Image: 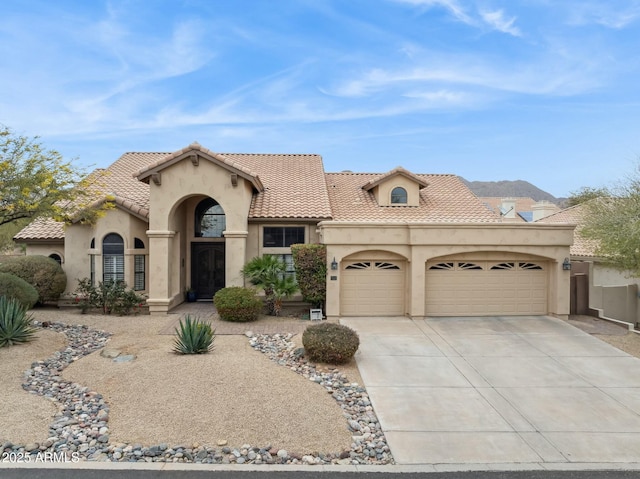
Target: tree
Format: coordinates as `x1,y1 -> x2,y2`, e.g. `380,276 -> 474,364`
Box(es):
0,125 -> 100,228
241,255 -> 297,316
580,164 -> 640,276
566,186 -> 610,207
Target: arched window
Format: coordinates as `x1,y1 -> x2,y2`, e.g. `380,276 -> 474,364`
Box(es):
49,253 -> 62,265
195,198 -> 226,238
391,187 -> 408,204
103,233 -> 124,283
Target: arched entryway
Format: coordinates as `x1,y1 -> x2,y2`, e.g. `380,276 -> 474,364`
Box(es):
191,198 -> 226,300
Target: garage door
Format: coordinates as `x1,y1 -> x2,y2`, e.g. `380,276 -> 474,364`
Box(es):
341,261 -> 405,316
425,260 -> 547,316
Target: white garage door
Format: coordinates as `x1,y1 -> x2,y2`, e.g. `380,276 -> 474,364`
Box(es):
425,260 -> 547,316
341,261 -> 405,316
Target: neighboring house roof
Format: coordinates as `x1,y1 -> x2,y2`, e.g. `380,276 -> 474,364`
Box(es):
480,196 -> 537,213
537,203 -> 597,257
518,211 -> 534,222
362,166 -> 429,191
326,173 -> 501,222
479,196 -> 536,223
479,196 -> 560,223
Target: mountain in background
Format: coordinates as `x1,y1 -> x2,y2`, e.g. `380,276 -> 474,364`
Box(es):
461,179 -> 566,205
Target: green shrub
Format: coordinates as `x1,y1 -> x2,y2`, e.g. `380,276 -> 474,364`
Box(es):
0,296 -> 37,347
0,272 -> 39,309
291,244 -> 326,309
0,255 -> 66,304
74,278 -> 146,315
213,287 -> 263,322
173,315 -> 215,354
302,322 -> 360,364
241,255 -> 297,316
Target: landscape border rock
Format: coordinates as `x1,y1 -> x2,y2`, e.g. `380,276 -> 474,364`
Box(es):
3,322 -> 393,465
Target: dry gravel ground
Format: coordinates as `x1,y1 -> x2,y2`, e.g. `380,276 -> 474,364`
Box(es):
3,310 -> 640,455
0,328 -> 66,444
1,309 -> 355,455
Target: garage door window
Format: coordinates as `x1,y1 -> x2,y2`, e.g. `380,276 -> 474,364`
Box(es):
345,261 -> 400,270
491,262 -> 515,270
520,262 -> 543,270
428,262 -> 483,270
428,261 -> 544,272
429,262 -> 454,270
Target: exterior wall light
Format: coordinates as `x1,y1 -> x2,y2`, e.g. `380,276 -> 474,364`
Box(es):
331,257 -> 338,270
562,257 -> 571,271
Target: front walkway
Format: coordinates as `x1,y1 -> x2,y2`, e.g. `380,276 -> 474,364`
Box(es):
342,315 -> 640,467
161,302 -> 311,335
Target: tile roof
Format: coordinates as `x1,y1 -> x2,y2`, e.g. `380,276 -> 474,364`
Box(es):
536,204 -> 597,257
14,217 -> 65,241
135,143 -> 265,192
15,147 -> 333,240
325,173 -> 502,222
18,145 -> 529,241
225,153 -> 332,219
128,150 -> 333,219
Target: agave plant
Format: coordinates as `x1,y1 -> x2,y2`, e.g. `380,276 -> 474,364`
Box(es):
0,296 -> 37,348
173,315 -> 215,354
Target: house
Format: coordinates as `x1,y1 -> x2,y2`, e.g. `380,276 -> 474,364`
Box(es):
480,197 -> 560,222
15,143 -> 575,318
538,203 -> 639,325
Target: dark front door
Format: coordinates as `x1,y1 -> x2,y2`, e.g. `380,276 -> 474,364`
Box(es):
191,243 -> 225,300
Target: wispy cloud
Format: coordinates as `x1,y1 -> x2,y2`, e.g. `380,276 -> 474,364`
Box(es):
480,9 -> 521,36
322,47 -> 601,101
395,0 -> 474,24
566,1 -> 640,29
392,0 -> 521,36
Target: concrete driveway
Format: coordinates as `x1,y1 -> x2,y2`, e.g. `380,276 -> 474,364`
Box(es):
341,315 -> 640,467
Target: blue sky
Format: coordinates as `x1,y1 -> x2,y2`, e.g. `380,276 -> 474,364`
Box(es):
1,0 -> 639,198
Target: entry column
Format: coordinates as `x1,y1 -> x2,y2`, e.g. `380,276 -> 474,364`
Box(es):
223,230 -> 248,288
146,229 -> 176,314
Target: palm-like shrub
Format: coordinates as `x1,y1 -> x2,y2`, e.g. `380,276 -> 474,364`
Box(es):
271,275 -> 298,316
302,322 -> 359,364
241,255 -> 298,315
214,287 -> 262,322
0,296 -> 37,348
173,315 -> 215,354
0,272 -> 39,309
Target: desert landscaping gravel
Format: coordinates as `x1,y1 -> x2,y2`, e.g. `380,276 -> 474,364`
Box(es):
0,309 -> 390,465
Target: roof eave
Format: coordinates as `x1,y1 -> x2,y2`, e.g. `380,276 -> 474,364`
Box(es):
362,169 -> 429,191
